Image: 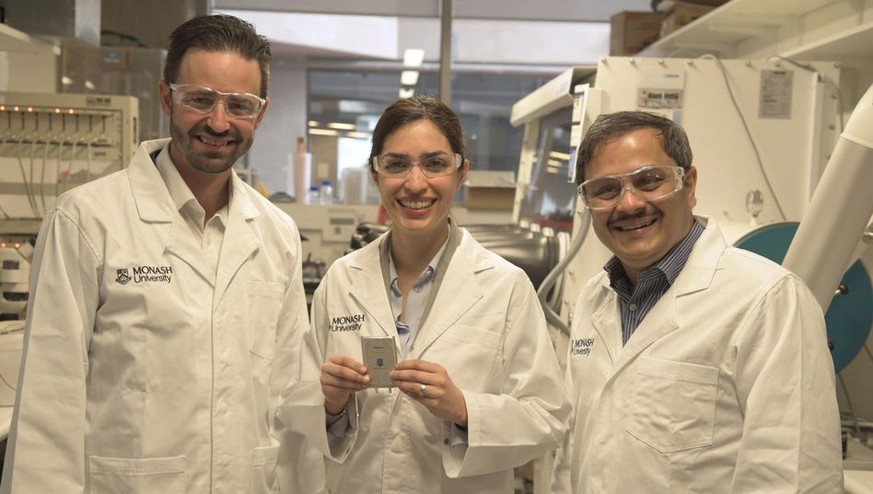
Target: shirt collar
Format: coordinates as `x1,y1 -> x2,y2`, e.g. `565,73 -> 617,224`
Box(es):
153,143 -> 231,226
388,232 -> 448,297
605,217 -> 705,289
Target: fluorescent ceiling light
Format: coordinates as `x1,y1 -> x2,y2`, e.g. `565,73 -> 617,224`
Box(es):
327,122 -> 356,130
403,48 -> 425,67
310,128 -> 339,136
399,88 -> 415,98
400,70 -> 419,86
346,131 -> 370,139
307,120 -> 320,127
549,151 -> 571,161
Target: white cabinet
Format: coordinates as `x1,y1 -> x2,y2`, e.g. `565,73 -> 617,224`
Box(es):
636,0 -> 873,114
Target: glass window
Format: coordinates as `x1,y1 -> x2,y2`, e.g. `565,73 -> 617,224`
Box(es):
515,108 -> 577,232
306,67 -> 560,204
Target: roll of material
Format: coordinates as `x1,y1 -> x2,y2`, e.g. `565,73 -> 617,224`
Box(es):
293,137 -> 312,204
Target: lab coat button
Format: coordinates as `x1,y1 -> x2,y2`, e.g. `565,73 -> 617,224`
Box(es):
443,437 -> 450,445
629,303 -> 638,311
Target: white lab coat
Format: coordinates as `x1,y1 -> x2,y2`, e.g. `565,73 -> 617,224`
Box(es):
280,226 -> 569,494
551,217 -> 843,493
1,139 -> 311,494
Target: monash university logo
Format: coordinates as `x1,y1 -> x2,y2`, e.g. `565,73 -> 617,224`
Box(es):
116,268 -> 131,285
329,313 -> 365,332
570,338 -> 596,357
116,265 -> 174,285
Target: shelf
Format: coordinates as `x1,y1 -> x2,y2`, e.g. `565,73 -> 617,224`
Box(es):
638,0 -> 873,62
0,22 -> 58,54
783,21 -> 873,61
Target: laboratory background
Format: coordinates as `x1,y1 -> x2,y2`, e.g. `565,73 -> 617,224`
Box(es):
1,0 -> 873,492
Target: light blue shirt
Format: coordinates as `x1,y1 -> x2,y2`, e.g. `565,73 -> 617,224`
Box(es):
387,240 -> 447,358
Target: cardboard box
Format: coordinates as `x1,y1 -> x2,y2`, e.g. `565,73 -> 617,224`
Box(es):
660,1 -> 717,37
464,170 -> 516,210
610,11 -> 666,56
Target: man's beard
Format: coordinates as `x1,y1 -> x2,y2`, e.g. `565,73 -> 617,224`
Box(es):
169,119 -> 252,175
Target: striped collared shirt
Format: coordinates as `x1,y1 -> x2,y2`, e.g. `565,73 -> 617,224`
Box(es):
605,218 -> 705,345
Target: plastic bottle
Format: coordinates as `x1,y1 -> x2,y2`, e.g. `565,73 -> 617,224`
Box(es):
306,186 -> 320,205
319,179 -> 334,205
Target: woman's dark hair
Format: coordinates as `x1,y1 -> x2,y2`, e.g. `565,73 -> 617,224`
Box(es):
163,14 -> 271,98
369,95 -> 466,170
575,111 -> 693,184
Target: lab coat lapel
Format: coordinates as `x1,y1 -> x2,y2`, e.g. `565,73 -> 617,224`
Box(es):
612,291 -> 680,373
606,217 -> 721,376
347,239 -> 398,337
128,139 -> 215,285
214,176 -> 260,306
590,280 -> 621,365
411,237 -> 483,358
165,217 -> 215,286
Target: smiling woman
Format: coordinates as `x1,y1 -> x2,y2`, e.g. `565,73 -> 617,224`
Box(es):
280,95 -> 570,494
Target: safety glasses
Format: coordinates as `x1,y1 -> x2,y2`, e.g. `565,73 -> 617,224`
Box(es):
577,165 -> 686,211
371,152 -> 463,178
169,83 -> 265,120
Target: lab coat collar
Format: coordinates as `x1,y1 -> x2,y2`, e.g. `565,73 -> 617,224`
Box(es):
127,138 -> 261,291
346,239 -> 401,338
129,138 -> 177,223
408,226 -> 485,358
345,227 -> 488,358
592,216 -> 723,374
213,172 -> 261,301
129,138 -> 260,222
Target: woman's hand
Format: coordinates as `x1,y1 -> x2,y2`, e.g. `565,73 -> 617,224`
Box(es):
321,354 -> 369,415
390,359 -> 468,427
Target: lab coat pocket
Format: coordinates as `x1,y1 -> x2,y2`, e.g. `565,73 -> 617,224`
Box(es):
626,357 -> 718,453
88,455 -> 185,494
251,444 -> 280,494
246,280 -> 285,360
438,326 -> 503,387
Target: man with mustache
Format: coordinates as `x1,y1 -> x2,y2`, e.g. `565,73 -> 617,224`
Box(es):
1,14 -> 312,493
550,111 -> 843,493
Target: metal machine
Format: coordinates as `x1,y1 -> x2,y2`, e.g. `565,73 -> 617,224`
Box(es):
0,91 -> 138,224
0,90 -> 138,336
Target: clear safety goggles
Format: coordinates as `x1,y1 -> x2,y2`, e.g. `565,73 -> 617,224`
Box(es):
577,165 -> 686,211
371,152 -> 463,179
169,83 -> 265,120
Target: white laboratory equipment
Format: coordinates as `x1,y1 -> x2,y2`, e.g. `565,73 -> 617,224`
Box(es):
0,91 -> 139,225
0,244 -> 29,320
